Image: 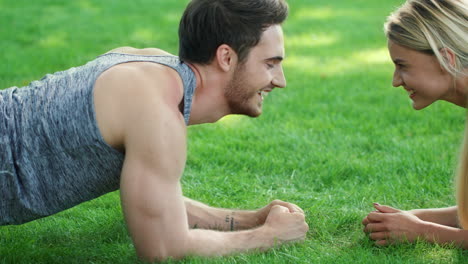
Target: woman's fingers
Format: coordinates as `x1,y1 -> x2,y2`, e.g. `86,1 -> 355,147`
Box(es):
364,222 -> 387,233
362,216 -> 370,226
369,231 -> 389,241
374,203 -> 401,213
367,211 -> 388,222
375,239 -> 388,246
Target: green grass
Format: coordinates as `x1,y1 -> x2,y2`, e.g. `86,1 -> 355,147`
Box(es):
1,0 -> 467,263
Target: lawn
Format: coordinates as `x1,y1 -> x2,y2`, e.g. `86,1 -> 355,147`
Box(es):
1,0 -> 468,263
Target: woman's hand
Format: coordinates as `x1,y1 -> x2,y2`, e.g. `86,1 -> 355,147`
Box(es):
362,203 -> 427,245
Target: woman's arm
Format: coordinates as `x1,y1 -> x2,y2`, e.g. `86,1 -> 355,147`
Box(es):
421,220 -> 468,248
363,204 -> 468,247
409,206 -> 458,227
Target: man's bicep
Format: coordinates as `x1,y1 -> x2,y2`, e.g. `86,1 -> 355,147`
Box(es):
122,94 -> 187,175
119,98 -> 189,259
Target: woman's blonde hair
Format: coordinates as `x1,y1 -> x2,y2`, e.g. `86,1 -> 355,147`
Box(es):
385,0 -> 468,77
386,0 -> 468,228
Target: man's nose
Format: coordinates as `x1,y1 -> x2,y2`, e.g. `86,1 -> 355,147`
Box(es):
273,66 -> 286,88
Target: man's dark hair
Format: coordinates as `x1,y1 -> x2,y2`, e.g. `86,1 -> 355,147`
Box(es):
178,0 -> 288,64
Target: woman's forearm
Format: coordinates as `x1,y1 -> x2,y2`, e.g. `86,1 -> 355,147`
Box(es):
410,206 -> 458,227
421,220 -> 468,248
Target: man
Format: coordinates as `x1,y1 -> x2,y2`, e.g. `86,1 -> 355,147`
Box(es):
0,0 -> 308,261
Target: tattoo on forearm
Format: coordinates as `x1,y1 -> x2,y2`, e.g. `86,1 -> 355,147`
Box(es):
225,212 -> 236,231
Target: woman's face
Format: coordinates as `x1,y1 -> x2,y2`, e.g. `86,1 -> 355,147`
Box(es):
388,40 -> 454,110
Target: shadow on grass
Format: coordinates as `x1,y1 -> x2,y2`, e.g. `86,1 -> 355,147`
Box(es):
0,194 -> 140,263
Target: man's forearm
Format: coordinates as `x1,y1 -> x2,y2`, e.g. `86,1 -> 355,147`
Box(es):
132,198 -> 307,262
182,204 -> 308,258
184,197 -> 259,231
184,226 -> 274,257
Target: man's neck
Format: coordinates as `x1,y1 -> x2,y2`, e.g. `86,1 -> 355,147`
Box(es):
185,63 -> 232,125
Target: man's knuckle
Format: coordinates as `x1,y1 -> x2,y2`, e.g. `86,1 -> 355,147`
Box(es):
272,204 -> 281,209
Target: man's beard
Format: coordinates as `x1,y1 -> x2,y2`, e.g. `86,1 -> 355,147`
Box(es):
224,65 -> 262,117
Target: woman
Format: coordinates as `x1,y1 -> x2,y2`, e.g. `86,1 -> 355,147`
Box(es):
362,0 -> 468,246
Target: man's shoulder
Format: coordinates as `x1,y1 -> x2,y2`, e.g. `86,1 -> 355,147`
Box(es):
93,61 -> 185,148
97,61 -> 184,104
105,46 -> 174,57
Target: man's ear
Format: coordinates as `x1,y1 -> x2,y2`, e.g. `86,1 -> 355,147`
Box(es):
440,47 -> 457,70
215,44 -> 238,72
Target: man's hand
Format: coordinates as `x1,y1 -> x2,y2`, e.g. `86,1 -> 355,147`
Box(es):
256,200 -> 305,226
261,205 -> 309,243
362,203 -> 427,246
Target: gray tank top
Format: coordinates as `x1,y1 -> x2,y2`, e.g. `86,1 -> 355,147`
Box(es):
0,53 -> 196,225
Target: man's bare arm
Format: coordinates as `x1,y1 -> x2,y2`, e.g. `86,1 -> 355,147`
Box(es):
184,197 -> 305,231
184,197 -> 258,231
108,66 -> 308,262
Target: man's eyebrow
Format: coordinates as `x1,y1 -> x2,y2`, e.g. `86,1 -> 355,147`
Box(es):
265,56 -> 284,62
393,58 -> 405,64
